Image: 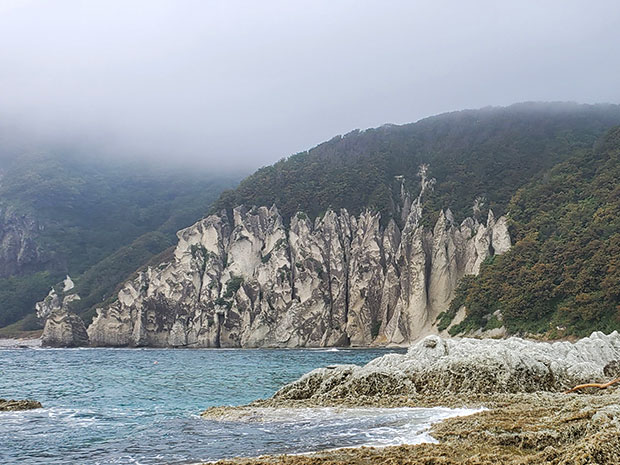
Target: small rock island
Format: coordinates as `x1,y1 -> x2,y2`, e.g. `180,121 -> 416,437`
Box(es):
0,399 -> 42,411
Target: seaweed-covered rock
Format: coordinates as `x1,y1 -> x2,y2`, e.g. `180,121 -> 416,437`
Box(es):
0,399 -> 42,411
275,331 -> 620,400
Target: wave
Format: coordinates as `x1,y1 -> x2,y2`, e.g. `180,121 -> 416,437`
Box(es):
208,406 -> 483,450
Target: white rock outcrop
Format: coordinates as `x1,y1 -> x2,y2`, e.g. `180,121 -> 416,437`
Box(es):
37,275 -> 88,347
87,189 -> 510,347
41,309 -> 89,347
274,332 -> 620,398
35,275 -> 80,320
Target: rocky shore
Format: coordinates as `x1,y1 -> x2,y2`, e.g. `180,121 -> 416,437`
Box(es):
0,337 -> 41,349
203,332 -> 620,464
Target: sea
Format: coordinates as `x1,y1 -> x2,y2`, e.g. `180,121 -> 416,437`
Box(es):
0,346 -> 479,464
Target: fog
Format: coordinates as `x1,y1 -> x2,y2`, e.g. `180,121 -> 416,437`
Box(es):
1,0 -> 619,171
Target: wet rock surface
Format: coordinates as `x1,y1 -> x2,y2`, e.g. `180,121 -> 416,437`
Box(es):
273,332 -> 620,400
208,391 -> 620,465
0,399 -> 42,411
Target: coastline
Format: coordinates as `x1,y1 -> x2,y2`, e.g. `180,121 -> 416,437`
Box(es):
3,333 -> 620,463
203,390 -> 620,465
202,333 -> 620,464
0,337 -> 41,349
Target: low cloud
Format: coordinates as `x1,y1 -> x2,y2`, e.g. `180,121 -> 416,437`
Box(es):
1,0 -> 619,171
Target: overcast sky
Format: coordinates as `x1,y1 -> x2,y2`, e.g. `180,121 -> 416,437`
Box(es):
1,0 -> 619,171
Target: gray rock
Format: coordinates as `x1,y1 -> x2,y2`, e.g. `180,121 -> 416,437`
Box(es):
35,276 -> 80,320
87,167 -> 511,348
274,332 -> 620,400
41,309 -> 89,347
0,207 -> 45,278
0,399 -> 42,411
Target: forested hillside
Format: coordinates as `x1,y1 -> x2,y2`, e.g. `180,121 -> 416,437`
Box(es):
212,102 -> 620,337
214,103 -> 620,226
0,152 -> 237,330
444,125 -> 620,337
5,102 -> 619,339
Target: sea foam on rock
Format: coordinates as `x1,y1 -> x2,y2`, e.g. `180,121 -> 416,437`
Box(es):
274,332 -> 620,400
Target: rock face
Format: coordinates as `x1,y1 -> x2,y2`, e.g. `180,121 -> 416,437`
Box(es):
275,331 -> 620,399
88,172 -> 510,347
0,207 -> 45,278
41,309 -> 89,347
35,275 -> 80,320
37,275 -> 88,348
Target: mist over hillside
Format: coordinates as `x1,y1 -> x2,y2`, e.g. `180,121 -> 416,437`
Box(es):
0,145 -> 239,331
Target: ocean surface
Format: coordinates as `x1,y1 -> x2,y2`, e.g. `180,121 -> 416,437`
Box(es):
0,346 -> 477,464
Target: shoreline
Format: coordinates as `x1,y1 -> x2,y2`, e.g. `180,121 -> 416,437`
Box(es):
0,337 -> 41,349
203,390 -> 620,464
0,340 -> 408,351
202,332 -> 620,464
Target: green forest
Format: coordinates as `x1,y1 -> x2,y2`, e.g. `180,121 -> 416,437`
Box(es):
213,103 -> 620,227
443,126 -> 620,337
213,102 -> 620,337
0,152 -> 237,331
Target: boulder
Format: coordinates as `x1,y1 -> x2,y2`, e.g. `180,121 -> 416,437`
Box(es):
41,309 -> 89,347
0,399 -> 42,411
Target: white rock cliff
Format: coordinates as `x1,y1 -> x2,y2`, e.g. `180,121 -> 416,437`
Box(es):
87,179 -> 511,347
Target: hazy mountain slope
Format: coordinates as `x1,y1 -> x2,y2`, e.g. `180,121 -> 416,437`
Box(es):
444,125 -> 620,337
0,152 -> 237,329
81,103 -> 620,347
213,103 -> 620,225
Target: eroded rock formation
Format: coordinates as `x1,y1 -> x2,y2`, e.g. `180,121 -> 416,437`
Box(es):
274,331 -> 620,399
41,309 -> 89,347
87,173 -> 510,347
35,275 -> 80,320
38,276 -> 88,347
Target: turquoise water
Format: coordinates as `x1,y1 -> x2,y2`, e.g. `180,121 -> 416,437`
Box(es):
0,347 -> 472,464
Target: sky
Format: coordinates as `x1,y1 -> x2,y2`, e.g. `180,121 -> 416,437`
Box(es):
0,0 -> 619,171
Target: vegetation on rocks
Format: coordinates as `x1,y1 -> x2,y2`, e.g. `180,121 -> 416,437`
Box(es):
449,126 -> 620,337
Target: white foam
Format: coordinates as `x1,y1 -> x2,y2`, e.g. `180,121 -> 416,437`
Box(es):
217,406 -> 483,451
